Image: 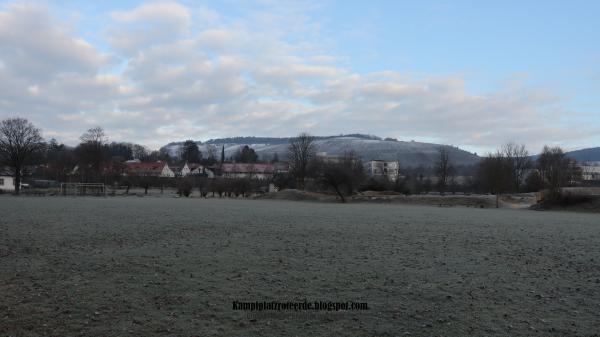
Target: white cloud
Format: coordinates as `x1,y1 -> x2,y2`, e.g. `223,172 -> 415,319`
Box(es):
0,3 -> 109,79
111,2 -> 190,29
108,2 -> 191,55
0,1 -> 596,152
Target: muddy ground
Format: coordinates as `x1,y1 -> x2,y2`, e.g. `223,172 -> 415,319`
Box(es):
1,196 -> 599,336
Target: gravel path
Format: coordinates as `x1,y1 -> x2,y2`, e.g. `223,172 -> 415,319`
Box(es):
1,196 -> 599,336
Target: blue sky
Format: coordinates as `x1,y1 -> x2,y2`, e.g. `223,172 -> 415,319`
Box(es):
0,0 -> 598,153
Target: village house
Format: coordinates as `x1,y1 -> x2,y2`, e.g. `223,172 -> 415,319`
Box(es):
220,163 -> 288,180
364,160 -> 400,181
125,161 -> 175,177
0,167 -> 15,192
180,162 -> 215,178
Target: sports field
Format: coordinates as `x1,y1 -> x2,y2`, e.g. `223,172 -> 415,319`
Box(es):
1,196 -> 599,336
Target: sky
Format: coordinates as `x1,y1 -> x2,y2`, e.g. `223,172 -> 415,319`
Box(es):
0,0 -> 599,154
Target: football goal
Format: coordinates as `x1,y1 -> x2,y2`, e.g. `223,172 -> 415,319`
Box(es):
60,183 -> 107,197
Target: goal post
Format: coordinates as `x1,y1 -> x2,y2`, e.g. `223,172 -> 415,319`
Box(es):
60,183 -> 107,197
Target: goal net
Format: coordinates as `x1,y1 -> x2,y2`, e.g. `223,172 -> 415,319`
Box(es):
60,183 -> 106,196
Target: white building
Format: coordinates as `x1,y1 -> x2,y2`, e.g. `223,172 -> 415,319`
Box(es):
181,163 -> 205,176
365,160 -> 400,181
180,163 -> 216,178
0,175 -> 15,192
0,167 -> 15,192
580,164 -> 600,181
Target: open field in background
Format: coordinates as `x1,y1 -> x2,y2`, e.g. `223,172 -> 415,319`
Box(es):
1,197 -> 600,336
4,186 -> 533,209
10,185 -> 600,212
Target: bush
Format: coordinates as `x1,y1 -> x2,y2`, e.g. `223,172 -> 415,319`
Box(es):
392,179 -> 407,194
537,190 -> 595,207
525,171 -> 544,192
177,179 -> 193,197
360,178 -> 389,192
551,191 -> 593,206
272,173 -> 296,190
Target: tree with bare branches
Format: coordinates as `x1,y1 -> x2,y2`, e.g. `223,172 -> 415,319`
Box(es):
80,126 -> 107,144
502,143 -> 531,191
0,118 -> 44,195
316,152 -> 364,203
288,132 -> 316,190
75,126 -> 107,182
478,151 -> 512,207
435,146 -> 454,195
537,146 -> 579,199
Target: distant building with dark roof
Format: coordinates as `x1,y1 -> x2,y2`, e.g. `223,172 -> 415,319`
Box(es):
220,163 -> 288,180
125,161 -> 175,177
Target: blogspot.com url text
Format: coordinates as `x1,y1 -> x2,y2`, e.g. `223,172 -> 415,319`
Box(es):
232,300 -> 369,312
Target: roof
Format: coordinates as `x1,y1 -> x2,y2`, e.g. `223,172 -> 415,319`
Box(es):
126,161 -> 167,172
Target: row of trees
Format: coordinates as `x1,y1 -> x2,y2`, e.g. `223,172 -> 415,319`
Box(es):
0,118 -> 589,201
286,133 -> 586,203
477,143 -> 581,206
44,127 -> 174,183
0,118 -> 174,194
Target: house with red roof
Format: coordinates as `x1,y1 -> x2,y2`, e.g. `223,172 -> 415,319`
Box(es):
220,163 -> 288,180
125,161 -> 175,177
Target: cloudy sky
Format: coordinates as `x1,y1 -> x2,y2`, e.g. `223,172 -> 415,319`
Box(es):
0,0 -> 598,153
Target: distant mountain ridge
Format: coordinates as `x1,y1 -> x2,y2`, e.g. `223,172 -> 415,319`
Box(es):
161,134 -> 480,168
529,147 -> 600,163
201,134 -> 383,145
565,147 -> 600,163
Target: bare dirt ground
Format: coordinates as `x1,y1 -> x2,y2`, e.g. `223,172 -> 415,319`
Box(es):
261,189 -> 539,209
352,191 -> 498,208
1,196 -> 600,336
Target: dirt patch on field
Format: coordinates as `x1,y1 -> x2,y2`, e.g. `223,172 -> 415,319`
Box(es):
499,193 -> 538,209
256,189 -> 337,202
353,192 -> 497,208
262,190 -> 498,208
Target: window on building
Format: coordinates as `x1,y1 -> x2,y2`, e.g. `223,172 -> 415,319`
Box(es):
0,178 -> 4,186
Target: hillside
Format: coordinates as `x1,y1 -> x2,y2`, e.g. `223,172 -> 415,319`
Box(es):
565,147 -> 600,163
161,135 -> 480,167
529,147 -> 600,163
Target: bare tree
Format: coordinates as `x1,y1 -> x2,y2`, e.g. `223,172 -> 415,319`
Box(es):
317,152 -> 364,203
478,151 -> 511,208
537,145 -> 576,199
45,139 -> 76,181
75,126 -> 107,182
288,132 -> 316,190
502,143 -> 531,192
80,126 -> 107,144
131,144 -> 149,160
0,118 -> 44,195
435,147 -> 454,195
